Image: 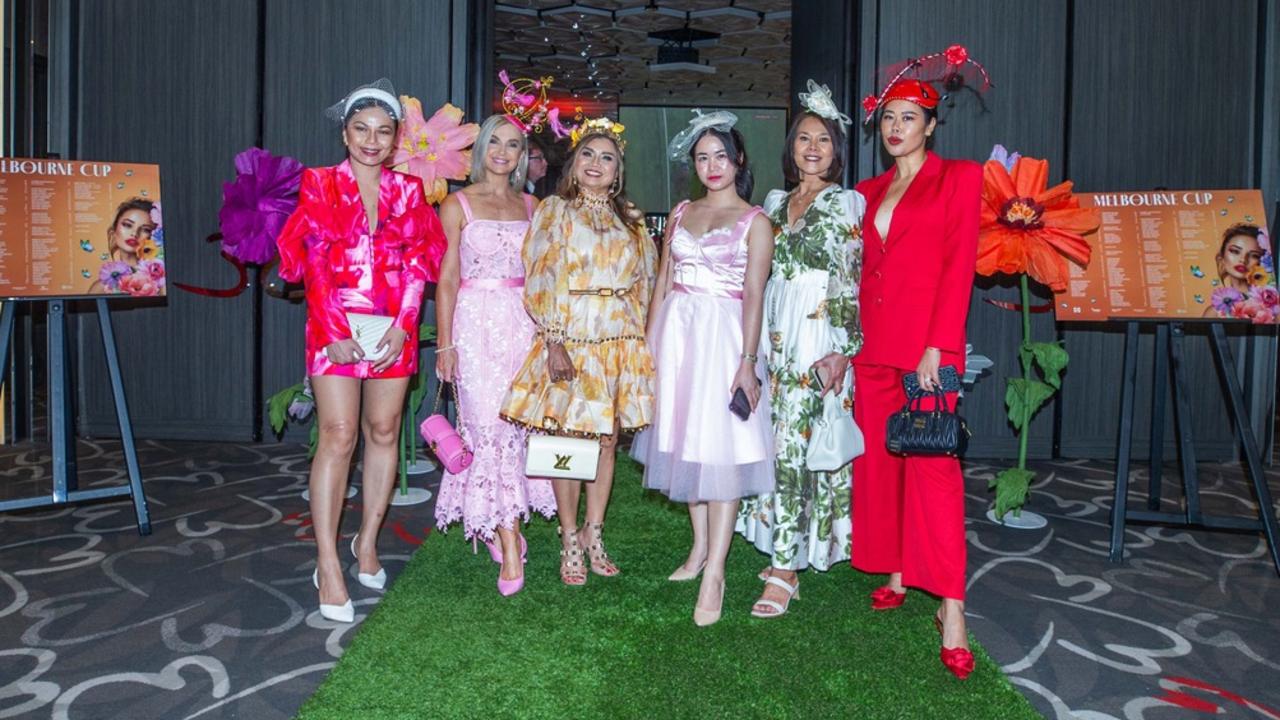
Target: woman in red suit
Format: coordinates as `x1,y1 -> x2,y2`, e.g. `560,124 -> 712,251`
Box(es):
277,81 -> 446,623
851,75 -> 982,678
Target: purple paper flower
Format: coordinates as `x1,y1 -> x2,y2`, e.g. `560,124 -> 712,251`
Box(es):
988,144 -> 1021,173
288,376 -> 315,420
1210,286 -> 1244,315
98,260 -> 132,291
219,147 -> 304,265
1262,252 -> 1274,275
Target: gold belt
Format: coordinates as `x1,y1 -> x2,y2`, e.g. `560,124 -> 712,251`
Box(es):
569,286 -> 630,297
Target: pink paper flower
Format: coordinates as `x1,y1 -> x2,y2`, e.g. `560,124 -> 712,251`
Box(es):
392,97 -> 480,205
1257,286 -> 1280,308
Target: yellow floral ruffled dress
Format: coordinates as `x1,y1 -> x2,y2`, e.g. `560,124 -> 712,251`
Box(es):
500,195 -> 657,437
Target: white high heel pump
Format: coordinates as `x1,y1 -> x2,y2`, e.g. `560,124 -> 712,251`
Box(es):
312,569 -> 354,623
351,534 -> 387,590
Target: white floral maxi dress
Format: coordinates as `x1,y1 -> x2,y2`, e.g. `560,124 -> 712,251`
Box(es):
735,185 -> 865,571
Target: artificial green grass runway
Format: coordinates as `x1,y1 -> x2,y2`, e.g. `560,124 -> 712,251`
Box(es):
298,457 -> 1039,719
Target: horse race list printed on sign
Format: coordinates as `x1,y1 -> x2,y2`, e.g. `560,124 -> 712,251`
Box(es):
0,159 -> 164,299
1056,190 -> 1274,323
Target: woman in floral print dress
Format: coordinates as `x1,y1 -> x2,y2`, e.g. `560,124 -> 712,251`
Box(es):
735,109 -> 864,618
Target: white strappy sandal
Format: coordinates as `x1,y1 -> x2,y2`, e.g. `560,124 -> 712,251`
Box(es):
750,574 -> 800,619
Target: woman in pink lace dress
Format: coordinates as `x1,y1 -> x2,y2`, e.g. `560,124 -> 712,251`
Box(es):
434,115 -> 555,596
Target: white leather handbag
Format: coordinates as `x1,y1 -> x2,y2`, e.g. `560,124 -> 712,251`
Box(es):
526,434 -> 600,481
343,312 -> 394,361
806,373 -> 864,472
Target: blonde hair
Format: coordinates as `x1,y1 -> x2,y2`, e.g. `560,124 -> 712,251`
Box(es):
470,115 -> 528,189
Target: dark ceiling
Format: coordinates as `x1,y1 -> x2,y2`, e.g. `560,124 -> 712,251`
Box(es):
494,0 -> 792,108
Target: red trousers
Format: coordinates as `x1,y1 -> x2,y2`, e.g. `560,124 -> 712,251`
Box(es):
851,362 -> 967,600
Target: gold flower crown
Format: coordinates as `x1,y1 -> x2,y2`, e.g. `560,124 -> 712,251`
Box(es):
570,116 -> 626,152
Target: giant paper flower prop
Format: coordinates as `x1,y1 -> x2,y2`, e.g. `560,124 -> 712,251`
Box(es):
977,155 -> 1100,292
219,147 -> 304,265
392,97 -> 479,205
976,146 -> 1102,520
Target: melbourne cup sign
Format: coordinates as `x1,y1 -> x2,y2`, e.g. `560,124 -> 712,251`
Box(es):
0,158 -> 164,299
1056,189 -> 1274,323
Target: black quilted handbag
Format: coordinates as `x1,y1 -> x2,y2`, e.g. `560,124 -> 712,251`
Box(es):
885,387 -> 970,457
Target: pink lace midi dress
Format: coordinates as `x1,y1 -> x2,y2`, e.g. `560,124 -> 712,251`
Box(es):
434,192 -> 555,540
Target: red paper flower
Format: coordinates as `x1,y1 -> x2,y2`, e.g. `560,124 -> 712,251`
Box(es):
977,156 -> 1100,292
861,95 -> 879,114
944,44 -> 969,66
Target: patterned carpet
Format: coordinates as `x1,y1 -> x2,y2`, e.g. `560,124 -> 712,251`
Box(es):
0,439 -> 1277,719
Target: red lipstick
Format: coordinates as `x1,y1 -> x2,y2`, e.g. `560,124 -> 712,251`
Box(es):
887,137 -> 903,146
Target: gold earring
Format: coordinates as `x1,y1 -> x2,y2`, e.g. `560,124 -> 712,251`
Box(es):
610,177 -> 620,197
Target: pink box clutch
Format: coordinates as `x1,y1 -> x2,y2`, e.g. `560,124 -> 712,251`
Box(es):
420,414 -> 473,474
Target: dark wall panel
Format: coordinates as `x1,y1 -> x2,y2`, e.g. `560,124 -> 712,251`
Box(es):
1059,0 -> 1261,459
858,0 -> 1070,457
75,0 -> 260,439
259,0 -> 454,438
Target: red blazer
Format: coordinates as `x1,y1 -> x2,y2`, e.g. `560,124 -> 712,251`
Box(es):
854,151 -> 980,370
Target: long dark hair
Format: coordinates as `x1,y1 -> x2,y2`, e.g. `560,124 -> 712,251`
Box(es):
555,132 -> 643,227
688,126 -> 754,201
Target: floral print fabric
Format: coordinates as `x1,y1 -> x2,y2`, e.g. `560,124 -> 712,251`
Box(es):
736,185 -> 865,571
500,196 -> 657,437
276,160 -> 446,379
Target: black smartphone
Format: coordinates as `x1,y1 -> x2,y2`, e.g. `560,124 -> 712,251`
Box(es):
728,376 -> 763,421
729,388 -> 752,420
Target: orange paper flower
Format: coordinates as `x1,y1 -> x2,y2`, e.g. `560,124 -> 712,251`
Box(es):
976,156 -> 1100,292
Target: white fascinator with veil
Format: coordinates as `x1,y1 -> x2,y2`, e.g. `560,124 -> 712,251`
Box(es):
666,109 -> 740,161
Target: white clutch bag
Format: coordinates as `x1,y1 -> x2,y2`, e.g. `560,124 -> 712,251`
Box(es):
343,312 -> 393,361
806,371 -> 864,472
526,434 -> 600,481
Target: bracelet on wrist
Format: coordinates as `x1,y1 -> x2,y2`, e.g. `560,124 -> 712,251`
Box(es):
436,344 -> 456,353
741,352 -> 759,363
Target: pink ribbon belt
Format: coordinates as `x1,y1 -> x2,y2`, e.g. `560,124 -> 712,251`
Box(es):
459,277 -> 525,290
672,282 -> 743,300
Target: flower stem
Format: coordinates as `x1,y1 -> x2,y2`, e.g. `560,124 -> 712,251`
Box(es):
1018,274 -> 1032,471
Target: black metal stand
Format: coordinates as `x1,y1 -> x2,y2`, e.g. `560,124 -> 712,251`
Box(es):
0,298 -> 150,534
1109,321 -> 1279,574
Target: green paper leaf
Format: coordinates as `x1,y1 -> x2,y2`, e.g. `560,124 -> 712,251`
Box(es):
1027,341 -> 1070,389
990,467 -> 1035,518
1004,378 -> 1055,431
266,382 -> 304,436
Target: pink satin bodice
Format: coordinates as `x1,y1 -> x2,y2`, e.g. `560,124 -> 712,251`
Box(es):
669,201 -> 763,299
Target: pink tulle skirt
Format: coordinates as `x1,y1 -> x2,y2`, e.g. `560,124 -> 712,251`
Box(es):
633,289 -> 774,502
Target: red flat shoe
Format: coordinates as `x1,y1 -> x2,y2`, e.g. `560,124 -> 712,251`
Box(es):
870,585 -> 906,610
940,647 -> 975,680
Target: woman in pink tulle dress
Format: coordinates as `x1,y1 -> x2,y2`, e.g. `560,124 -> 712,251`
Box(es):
635,113 -> 775,625
434,115 -> 555,596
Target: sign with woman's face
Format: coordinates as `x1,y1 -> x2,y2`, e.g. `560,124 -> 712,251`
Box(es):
0,159 -> 165,299
1057,190 -> 1274,323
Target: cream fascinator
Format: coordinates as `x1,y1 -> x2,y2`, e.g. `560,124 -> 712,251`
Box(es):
797,79 -> 852,130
